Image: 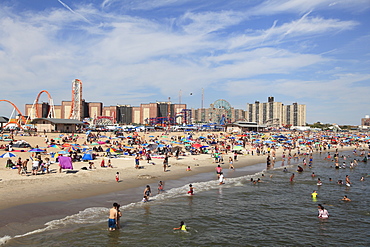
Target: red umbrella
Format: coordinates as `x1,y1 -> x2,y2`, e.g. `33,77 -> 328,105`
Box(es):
192,143 -> 202,148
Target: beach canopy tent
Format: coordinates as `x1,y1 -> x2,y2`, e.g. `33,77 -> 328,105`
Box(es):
82,153 -> 93,161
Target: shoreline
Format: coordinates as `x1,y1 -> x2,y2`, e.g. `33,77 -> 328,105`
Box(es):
0,156 -> 268,238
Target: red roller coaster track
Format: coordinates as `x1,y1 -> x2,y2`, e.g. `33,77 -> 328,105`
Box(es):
0,99 -> 26,129
35,90 -> 54,118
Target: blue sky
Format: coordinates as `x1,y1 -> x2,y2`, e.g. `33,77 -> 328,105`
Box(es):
0,0 -> 369,125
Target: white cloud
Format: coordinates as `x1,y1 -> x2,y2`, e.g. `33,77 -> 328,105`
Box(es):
0,1 -> 368,125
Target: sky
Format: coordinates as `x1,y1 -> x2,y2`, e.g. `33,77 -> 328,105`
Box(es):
0,0 -> 369,125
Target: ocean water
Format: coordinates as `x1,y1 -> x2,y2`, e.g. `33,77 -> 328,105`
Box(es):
1,150 -> 369,246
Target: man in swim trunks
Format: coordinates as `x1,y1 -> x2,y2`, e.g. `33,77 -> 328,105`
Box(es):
108,203 -> 118,231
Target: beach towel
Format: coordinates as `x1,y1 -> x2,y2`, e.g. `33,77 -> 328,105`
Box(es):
59,156 -> 73,169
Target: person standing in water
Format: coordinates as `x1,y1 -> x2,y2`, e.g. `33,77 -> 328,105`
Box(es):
144,185 -> 152,200
108,203 -> 118,231
158,181 -> 164,194
317,204 -> 329,219
187,184 -> 194,195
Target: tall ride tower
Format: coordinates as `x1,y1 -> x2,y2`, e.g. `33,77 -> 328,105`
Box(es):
69,79 -> 83,120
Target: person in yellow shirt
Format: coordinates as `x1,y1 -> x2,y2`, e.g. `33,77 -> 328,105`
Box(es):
311,190 -> 318,201
173,221 -> 187,231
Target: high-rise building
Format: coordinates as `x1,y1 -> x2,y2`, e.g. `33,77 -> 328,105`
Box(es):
247,97 -> 306,127
247,97 -> 284,126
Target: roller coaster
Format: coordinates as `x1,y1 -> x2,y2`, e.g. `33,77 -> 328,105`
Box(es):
1,79 -> 83,129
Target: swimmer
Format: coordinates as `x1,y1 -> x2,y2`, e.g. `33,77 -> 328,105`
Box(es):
345,175 -> 351,187
317,178 -> 322,186
173,221 -> 187,231
311,190 -> 318,198
290,173 -> 295,182
341,195 -> 351,201
297,166 -> 303,172
311,172 -> 316,177
317,204 -> 329,219
360,176 -> 364,181
283,167 -> 288,172
187,184 -> 194,195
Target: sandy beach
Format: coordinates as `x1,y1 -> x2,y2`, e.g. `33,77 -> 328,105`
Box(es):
0,131 -> 280,211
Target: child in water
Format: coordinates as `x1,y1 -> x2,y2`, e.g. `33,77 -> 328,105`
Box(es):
187,184 -> 194,195
173,221 -> 187,231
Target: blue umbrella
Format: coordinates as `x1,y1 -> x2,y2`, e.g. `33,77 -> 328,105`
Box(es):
58,150 -> 69,154
0,152 -> 16,158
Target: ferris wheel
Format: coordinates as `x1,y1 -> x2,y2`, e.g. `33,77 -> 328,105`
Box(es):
211,99 -> 232,124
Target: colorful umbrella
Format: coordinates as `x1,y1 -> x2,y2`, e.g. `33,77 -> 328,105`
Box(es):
0,152 -> 16,158
233,146 -> 243,150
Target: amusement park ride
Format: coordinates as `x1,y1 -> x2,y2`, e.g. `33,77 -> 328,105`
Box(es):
0,79 -> 83,130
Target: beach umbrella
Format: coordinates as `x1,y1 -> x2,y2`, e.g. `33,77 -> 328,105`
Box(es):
90,142 -> 99,145
233,146 -> 243,151
0,152 -> 16,158
192,143 -> 202,148
58,150 -> 69,154
28,148 -> 46,152
67,146 -> 78,152
106,147 -> 117,153
48,144 -> 60,148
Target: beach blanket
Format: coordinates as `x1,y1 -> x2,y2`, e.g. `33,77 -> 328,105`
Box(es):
59,156 -> 73,169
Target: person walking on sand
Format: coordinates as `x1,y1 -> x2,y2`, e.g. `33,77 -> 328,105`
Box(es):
135,154 -> 140,169
163,154 -> 169,172
108,203 -> 118,231
229,157 -> 235,170
115,172 -> 120,182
